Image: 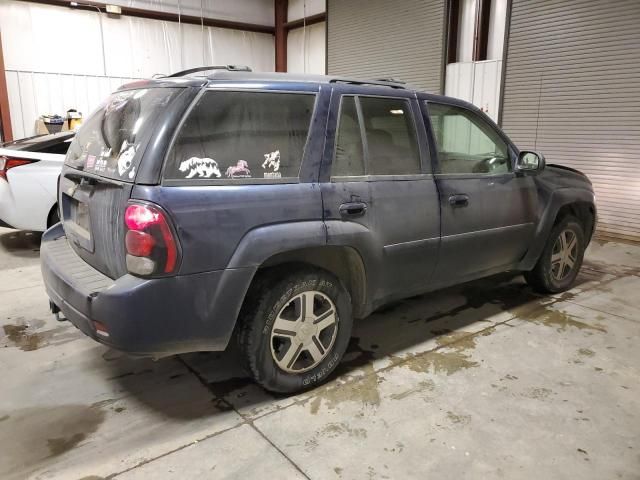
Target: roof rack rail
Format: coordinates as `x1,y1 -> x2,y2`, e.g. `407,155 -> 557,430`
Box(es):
372,77 -> 406,84
167,65 -> 252,78
328,77 -> 407,89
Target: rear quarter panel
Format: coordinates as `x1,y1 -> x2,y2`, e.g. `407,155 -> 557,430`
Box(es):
132,183 -> 325,274
2,153 -> 63,230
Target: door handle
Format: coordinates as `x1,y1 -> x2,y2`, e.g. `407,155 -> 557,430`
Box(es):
449,194 -> 469,208
339,201 -> 367,217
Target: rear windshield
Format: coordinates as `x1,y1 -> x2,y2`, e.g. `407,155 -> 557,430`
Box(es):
164,91 -> 315,182
65,87 -> 182,181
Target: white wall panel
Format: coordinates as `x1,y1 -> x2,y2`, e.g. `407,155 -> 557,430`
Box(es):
487,0 -> 507,60
289,0 -> 325,21
445,60 -> 502,123
445,62 -> 474,103
17,73 -> 37,137
5,71 -> 23,140
457,0 -> 476,62
108,0 -> 274,26
287,22 -> 325,74
472,60 -> 502,122
0,0 -> 275,138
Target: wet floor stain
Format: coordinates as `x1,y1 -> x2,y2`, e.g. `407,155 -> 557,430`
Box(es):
2,319 -> 79,352
401,350 -> 478,376
524,387 -> 553,400
309,370 -> 382,414
47,433 -> 88,456
0,404 -> 106,479
321,422 -> 368,439
523,306 -> 607,334
399,330 -> 480,376
308,338 -> 382,414
0,414 -> 9,422
578,348 -> 596,357
447,411 -> 471,425
389,379 -> 434,401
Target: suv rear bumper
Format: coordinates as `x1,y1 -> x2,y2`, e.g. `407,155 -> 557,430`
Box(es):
40,224 -> 255,356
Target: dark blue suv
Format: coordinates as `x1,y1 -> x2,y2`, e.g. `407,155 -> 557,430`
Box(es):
41,66 -> 596,393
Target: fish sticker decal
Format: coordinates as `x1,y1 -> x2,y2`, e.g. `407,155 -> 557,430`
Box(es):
179,157 -> 222,179
226,160 -> 252,178
117,140 -> 136,176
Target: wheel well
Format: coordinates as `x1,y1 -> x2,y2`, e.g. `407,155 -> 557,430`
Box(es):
46,203 -> 60,228
258,246 -> 367,318
554,202 -> 595,242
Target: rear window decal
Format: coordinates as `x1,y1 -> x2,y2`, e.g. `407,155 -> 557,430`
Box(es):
178,157 -> 222,179
85,154 -> 96,170
226,160 -> 252,178
262,150 -> 282,179
262,150 -> 281,171
117,141 -> 137,177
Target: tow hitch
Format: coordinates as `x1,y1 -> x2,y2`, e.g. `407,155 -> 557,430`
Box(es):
49,300 -> 66,322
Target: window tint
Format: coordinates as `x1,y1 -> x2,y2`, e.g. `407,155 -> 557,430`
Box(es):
166,91 -> 314,181
39,139 -> 72,155
332,96 -> 365,177
359,97 -> 420,176
427,103 -> 510,175
66,88 -> 182,181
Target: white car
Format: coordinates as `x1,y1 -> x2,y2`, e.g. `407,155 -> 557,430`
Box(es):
0,132 -> 74,231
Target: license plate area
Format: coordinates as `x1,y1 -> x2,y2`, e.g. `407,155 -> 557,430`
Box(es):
62,191 -> 94,253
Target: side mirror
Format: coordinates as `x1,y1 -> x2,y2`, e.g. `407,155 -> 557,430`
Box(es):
516,150 -> 545,173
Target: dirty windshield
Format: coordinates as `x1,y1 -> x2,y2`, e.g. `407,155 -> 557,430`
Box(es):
64,87 -> 182,181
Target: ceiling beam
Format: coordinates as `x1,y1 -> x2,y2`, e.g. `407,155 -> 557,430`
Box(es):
284,12 -> 326,30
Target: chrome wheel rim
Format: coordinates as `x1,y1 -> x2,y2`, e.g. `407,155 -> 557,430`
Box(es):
551,229 -> 578,281
270,290 -> 338,373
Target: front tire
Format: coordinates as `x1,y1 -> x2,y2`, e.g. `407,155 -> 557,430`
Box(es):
237,267 -> 353,393
525,215 -> 585,293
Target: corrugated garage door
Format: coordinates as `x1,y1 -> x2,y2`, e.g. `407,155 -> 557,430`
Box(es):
327,0 -> 445,93
501,0 -> 640,242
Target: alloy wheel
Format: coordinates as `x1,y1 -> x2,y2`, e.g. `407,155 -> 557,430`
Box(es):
270,290 -> 338,373
551,229 -> 578,281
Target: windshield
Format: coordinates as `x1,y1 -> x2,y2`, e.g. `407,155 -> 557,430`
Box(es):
64,87 -> 182,181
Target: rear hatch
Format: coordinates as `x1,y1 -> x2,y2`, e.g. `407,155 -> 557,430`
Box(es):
60,87 -> 185,279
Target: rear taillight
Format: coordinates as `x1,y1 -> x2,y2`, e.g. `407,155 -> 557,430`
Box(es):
124,202 -> 180,276
0,156 -> 35,181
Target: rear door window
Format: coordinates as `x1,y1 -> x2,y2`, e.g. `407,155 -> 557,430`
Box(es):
165,91 -> 315,182
332,96 -> 365,177
359,97 -> 420,176
65,87 -> 183,181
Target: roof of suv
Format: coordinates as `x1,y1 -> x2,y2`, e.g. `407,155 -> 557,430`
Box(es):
117,68 -> 468,109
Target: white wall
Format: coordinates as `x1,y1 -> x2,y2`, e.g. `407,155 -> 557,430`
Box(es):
444,59 -> 503,152
288,0 -> 325,21
287,22 -> 326,74
0,0 -> 274,139
106,0 -> 274,26
487,0 -> 507,60
456,0 -> 476,62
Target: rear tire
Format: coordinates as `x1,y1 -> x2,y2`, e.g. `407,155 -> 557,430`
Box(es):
237,266 -> 352,393
525,215 -> 585,293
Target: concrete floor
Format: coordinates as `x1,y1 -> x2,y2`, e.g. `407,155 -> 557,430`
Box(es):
0,226 -> 638,480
